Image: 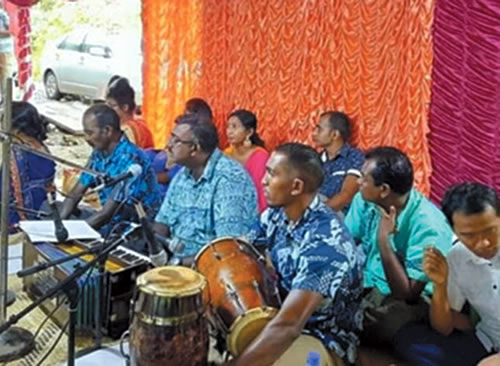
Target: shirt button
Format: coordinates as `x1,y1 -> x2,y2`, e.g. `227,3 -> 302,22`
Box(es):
494,285 -> 498,290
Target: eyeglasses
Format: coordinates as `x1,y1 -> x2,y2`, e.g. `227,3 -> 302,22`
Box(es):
168,135 -> 195,147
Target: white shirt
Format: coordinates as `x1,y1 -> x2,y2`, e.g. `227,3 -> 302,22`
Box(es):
447,242 -> 500,352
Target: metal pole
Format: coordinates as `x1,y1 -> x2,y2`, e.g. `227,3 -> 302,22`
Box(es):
0,77 -> 12,322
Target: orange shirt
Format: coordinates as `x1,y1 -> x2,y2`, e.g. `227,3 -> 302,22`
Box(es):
123,115 -> 154,149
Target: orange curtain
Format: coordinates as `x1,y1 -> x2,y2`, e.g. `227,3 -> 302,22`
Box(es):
143,0 -> 434,194
142,0 -> 203,148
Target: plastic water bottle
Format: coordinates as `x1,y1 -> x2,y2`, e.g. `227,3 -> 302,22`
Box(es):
306,351 -> 321,366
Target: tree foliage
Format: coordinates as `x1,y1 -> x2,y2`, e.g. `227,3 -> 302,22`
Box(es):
31,0 -> 142,79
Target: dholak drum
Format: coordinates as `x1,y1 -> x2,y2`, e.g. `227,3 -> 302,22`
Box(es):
195,237 -> 280,356
129,266 -> 209,366
273,335 -> 344,366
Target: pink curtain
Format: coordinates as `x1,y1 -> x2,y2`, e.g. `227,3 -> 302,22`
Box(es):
429,0 -> 500,202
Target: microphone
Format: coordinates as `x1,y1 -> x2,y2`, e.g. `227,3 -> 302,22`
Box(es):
47,192 -> 69,243
90,164 -> 142,193
135,201 -> 168,267
153,233 -> 185,256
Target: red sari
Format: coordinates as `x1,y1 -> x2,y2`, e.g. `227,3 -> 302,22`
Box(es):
123,115 -> 154,149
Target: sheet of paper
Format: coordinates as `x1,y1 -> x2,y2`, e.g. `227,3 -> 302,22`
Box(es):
19,220 -> 102,243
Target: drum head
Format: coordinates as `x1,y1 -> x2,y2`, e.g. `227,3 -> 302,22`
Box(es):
227,307 -> 278,356
273,335 -> 338,366
137,266 -> 206,297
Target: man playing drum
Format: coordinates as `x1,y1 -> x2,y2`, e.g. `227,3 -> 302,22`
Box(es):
222,143 -> 363,366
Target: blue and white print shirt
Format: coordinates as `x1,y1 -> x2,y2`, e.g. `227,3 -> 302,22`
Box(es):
80,136 -> 162,224
155,148 -> 258,258
249,196 -> 364,364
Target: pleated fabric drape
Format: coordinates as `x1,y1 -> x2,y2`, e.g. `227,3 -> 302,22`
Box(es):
429,0 -> 500,202
143,0 -> 434,194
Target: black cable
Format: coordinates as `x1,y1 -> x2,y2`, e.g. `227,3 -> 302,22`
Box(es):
32,295 -> 65,339
33,262 -> 96,366
35,317 -> 69,366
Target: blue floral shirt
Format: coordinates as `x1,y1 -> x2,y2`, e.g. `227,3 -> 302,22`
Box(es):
249,196 -> 364,364
80,136 -> 162,225
155,148 -> 258,258
319,144 -> 364,210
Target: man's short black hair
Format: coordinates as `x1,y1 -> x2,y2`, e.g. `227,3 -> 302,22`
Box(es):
83,103 -> 121,131
320,111 -> 352,142
441,182 -> 500,226
274,143 -> 324,194
177,118 -> 219,154
365,146 -> 413,195
185,98 -> 213,124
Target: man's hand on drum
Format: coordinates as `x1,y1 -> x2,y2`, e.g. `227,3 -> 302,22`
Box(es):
219,289 -> 323,366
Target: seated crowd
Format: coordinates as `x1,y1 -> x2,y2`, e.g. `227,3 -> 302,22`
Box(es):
11,97 -> 499,366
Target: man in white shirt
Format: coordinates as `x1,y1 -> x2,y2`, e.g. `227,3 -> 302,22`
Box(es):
394,182 -> 500,365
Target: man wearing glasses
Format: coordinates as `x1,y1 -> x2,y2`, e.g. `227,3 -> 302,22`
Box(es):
153,115 -> 258,265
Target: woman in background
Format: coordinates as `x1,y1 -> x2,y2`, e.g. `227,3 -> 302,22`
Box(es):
106,77 -> 154,148
2,102 -> 55,230
225,109 -> 268,212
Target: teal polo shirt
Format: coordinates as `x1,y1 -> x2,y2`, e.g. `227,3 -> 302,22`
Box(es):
345,189 -> 453,295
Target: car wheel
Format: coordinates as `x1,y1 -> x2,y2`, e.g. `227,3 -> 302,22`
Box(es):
44,71 -> 62,100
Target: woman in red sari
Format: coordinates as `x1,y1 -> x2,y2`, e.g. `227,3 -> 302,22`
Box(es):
225,109 -> 269,212
106,77 -> 154,149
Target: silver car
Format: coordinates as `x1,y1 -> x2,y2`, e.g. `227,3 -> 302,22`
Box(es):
41,28 -> 143,104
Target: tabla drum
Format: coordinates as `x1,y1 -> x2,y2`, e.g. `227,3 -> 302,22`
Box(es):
129,266 -> 209,366
195,237 -> 280,356
273,335 -> 343,366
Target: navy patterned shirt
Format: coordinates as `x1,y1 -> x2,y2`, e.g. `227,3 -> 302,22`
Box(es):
249,196 -> 364,364
319,144 -> 364,210
155,148 -> 258,258
80,136 -> 162,224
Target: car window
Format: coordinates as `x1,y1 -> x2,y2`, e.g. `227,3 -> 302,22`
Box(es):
82,32 -> 110,56
108,35 -> 142,57
58,31 -> 86,52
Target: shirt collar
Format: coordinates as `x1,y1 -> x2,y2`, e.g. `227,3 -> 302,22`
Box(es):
187,148 -> 222,183
467,246 -> 500,266
285,195 -> 322,232
94,135 -> 127,160
395,189 -> 419,227
321,143 -> 351,162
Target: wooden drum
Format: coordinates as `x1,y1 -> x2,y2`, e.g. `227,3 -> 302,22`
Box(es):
195,237 -> 280,356
129,266 -> 209,366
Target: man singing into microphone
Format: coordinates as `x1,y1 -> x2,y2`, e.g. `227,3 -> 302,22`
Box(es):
60,104 -> 161,234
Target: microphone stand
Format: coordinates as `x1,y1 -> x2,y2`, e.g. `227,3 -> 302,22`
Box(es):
10,205 -> 50,218
17,240 -> 106,278
2,224 -> 140,366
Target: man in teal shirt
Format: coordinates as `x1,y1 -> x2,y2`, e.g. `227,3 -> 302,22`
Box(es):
344,146 -> 453,346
